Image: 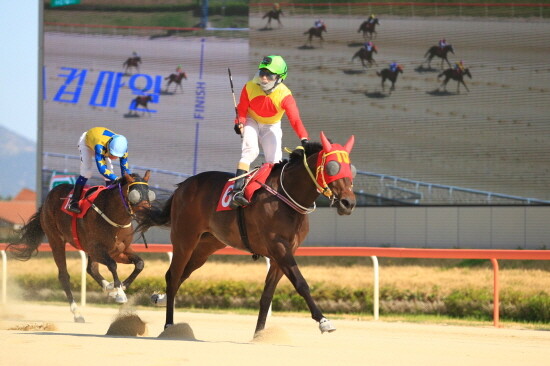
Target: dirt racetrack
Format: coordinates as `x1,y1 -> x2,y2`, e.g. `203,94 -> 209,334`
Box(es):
1,302 -> 550,366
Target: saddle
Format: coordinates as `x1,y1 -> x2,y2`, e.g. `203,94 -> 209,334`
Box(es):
216,163 -> 274,211
61,185 -> 107,218
61,185 -> 108,251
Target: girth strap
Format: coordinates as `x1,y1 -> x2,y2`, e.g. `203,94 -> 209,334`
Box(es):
236,207 -> 260,261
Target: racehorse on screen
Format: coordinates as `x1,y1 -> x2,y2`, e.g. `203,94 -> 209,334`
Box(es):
136,132 -> 357,337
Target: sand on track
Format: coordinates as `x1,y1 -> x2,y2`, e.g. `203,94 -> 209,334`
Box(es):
2,302 -> 550,366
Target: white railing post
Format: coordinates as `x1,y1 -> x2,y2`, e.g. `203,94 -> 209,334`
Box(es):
79,250 -> 87,306
266,257 -> 272,317
370,256 -> 379,320
1,250 -> 7,304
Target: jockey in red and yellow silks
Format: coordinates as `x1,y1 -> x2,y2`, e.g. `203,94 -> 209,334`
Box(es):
230,55 -> 309,209
236,81 -> 308,140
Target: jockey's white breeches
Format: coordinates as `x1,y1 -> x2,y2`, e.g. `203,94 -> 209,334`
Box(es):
238,117 -> 282,170
77,131 -> 114,180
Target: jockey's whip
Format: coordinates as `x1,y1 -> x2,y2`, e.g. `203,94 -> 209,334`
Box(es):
228,68 -> 243,138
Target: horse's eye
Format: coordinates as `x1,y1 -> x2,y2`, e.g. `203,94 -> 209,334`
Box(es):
148,190 -> 156,202
351,164 -> 357,178
128,190 -> 141,204
326,161 -> 340,176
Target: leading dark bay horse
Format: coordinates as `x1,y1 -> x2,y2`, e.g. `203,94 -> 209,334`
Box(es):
352,47 -> 378,69
304,24 -> 327,48
123,56 -> 141,74
438,67 -> 472,93
423,44 -> 454,70
7,172 -> 155,322
377,65 -> 404,94
262,9 -> 283,28
165,72 -> 187,93
357,18 -> 380,40
136,132 -> 356,337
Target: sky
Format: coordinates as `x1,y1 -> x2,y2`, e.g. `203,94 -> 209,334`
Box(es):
0,2 -> 39,142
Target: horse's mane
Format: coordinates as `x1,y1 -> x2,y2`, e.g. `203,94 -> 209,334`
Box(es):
273,141 -> 323,170
113,173 -> 142,185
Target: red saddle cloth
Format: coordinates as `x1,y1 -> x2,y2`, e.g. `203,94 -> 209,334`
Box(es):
216,163 -> 274,211
61,185 -> 107,218
61,185 -> 108,250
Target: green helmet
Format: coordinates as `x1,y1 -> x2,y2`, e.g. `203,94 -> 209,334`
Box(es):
258,55 -> 288,80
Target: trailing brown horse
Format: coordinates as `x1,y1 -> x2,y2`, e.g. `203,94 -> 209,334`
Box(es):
352,46 -> 378,69
423,44 -> 454,70
123,56 -> 141,74
377,65 -> 404,94
262,9 -> 283,28
357,18 -> 380,40
164,72 -> 187,93
304,24 -> 327,47
7,172 -> 154,322
136,132 -> 356,337
438,67 -> 472,93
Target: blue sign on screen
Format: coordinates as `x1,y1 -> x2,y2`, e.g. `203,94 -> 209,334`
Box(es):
49,67 -> 162,113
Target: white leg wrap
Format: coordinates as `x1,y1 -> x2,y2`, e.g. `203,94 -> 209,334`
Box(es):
319,317 -> 336,333
151,293 -> 167,307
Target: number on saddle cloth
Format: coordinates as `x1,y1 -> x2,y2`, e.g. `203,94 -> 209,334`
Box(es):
216,164 -> 275,212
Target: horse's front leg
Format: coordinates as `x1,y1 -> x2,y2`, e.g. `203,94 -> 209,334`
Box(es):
254,261 -> 284,336
274,249 -> 335,333
96,249 -> 127,303
86,257 -> 112,292
460,79 -> 469,93
117,252 -> 144,289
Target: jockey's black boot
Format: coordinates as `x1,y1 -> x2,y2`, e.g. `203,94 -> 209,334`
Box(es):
67,182 -> 85,214
230,169 -> 250,209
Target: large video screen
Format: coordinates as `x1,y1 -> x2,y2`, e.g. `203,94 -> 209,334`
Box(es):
42,0 -> 249,200
42,1 -> 550,206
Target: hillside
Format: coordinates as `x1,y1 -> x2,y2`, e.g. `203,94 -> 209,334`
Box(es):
0,126 -> 36,198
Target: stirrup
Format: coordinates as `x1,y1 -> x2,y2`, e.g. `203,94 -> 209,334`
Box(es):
229,191 -> 249,209
67,201 -> 81,214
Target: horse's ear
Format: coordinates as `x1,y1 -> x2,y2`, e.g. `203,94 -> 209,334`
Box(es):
343,135 -> 355,153
320,131 -> 331,151
125,172 -> 134,183
144,170 -> 151,182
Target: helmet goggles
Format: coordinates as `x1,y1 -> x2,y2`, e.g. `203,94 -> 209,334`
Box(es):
259,68 -> 278,80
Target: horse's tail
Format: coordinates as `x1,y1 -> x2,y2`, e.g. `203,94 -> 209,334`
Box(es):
437,70 -> 445,79
424,48 -> 432,58
376,71 -> 381,77
6,207 -> 45,261
135,195 -> 174,234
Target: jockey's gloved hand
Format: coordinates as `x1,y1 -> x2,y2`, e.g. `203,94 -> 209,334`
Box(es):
105,180 -> 115,186
234,117 -> 246,135
301,138 -> 309,147
234,124 -> 241,135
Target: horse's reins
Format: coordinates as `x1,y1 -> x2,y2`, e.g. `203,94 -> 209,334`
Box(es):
91,181 -> 150,247
264,146 -> 339,214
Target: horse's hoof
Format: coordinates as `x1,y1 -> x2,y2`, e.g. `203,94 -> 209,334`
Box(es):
115,294 -> 128,303
74,315 -> 85,323
319,317 -> 336,333
151,293 -> 167,307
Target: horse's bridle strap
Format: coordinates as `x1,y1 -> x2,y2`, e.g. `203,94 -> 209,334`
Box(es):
91,204 -> 132,228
